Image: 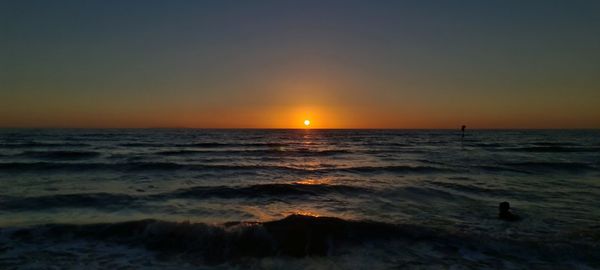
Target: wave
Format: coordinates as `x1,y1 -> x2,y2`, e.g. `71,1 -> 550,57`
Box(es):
155,150 -> 211,156
169,183 -> 369,199
15,150 -> 100,160
337,165 -> 456,174
476,165 -> 532,174
120,142 -> 237,148
501,146 -> 600,153
475,161 -> 599,174
531,142 -> 581,147
118,142 -> 166,147
3,160 -> 592,175
471,142 -> 504,148
0,162 -> 449,175
0,162 -> 307,173
358,142 -> 412,147
389,185 -> 476,203
501,161 -> 597,173
183,142 -> 289,148
427,181 -> 514,197
0,142 -> 90,148
0,184 -> 369,211
0,162 -> 113,172
6,214 -> 598,265
155,149 -> 351,157
119,142 -> 289,148
0,193 -> 135,210
4,215 -> 429,262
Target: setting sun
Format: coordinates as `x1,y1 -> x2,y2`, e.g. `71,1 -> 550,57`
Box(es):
304,119 -> 311,127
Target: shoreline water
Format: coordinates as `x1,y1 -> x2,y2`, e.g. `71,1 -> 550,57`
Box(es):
2,214 -> 599,268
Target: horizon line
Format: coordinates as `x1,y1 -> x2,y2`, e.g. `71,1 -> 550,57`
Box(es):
0,127 -> 598,130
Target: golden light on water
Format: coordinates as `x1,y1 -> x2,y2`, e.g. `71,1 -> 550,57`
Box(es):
294,178 -> 331,185
290,210 -> 321,217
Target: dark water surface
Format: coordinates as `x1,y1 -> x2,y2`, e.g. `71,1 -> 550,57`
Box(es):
1,129 -> 599,269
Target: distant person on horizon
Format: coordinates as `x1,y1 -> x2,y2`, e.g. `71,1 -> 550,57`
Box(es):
498,201 -> 520,221
461,125 -> 466,145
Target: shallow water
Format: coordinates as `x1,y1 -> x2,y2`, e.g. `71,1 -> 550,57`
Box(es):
1,129 -> 599,268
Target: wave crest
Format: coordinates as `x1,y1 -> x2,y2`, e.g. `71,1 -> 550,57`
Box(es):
16,150 -> 100,160
0,183 -> 370,210
7,215 -> 418,262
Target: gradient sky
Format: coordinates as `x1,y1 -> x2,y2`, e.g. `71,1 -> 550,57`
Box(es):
1,0 -> 599,128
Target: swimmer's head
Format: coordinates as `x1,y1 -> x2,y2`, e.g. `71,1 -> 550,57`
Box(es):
499,201 -> 510,213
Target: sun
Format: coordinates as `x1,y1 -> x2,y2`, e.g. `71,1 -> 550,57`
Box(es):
304,119 -> 311,127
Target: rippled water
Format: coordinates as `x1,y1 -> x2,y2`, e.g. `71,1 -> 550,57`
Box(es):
1,129 -> 599,269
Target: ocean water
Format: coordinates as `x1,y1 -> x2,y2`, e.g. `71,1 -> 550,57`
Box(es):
0,129 -> 599,269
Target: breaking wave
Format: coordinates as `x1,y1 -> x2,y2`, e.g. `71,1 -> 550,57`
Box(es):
5,215 -> 599,265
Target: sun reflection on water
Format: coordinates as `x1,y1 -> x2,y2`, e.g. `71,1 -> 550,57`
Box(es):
293,178 -> 331,185
287,210 -> 321,217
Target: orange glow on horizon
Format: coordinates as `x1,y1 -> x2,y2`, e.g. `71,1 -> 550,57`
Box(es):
3,102 -> 598,129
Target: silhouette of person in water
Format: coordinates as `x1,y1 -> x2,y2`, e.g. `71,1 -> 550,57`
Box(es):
460,125 -> 466,148
498,201 -> 520,221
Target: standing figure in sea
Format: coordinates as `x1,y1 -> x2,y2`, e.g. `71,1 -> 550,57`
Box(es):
461,125 -> 466,147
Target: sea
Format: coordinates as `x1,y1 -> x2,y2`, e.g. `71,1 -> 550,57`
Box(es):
0,129 -> 599,269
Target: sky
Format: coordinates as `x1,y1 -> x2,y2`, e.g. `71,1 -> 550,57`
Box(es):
1,0 -> 599,128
